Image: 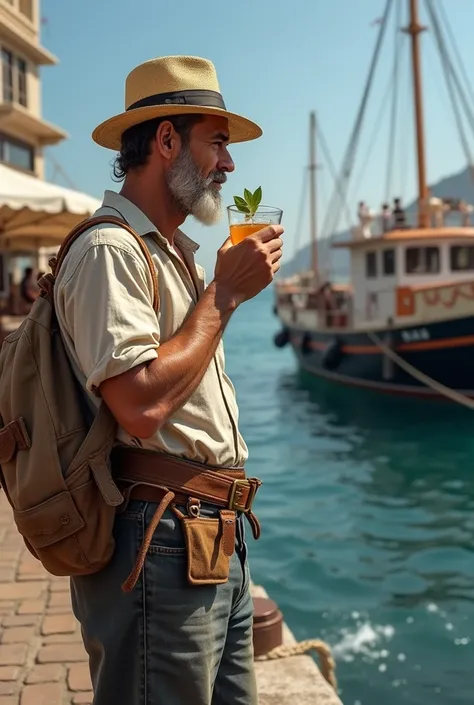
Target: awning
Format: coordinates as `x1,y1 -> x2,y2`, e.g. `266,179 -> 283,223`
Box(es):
0,164 -> 101,252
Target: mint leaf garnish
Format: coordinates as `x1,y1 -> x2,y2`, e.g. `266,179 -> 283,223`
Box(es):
233,187 -> 262,217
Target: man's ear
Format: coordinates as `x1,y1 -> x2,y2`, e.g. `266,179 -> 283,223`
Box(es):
155,120 -> 181,161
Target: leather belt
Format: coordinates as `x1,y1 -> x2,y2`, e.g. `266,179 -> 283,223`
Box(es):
110,447 -> 262,592
112,446 -> 261,515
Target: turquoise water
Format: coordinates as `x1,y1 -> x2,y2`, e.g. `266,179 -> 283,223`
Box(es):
224,287 -> 474,705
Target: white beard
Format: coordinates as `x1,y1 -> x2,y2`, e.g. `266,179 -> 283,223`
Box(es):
166,145 -> 224,225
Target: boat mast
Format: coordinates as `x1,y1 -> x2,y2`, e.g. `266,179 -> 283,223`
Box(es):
309,111 -> 318,276
406,0 -> 429,228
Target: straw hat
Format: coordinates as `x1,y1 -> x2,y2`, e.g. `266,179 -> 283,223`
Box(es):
92,55 -> 262,150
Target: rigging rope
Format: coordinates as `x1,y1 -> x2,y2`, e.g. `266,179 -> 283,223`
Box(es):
290,118 -> 352,279
317,124 -> 352,230
320,0 -> 395,241
435,0 -> 474,115
425,0 -> 474,172
291,167 -> 309,261
367,332 -> 474,410
349,52 -> 402,206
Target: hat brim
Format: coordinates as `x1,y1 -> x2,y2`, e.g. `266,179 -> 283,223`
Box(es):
92,104 -> 262,150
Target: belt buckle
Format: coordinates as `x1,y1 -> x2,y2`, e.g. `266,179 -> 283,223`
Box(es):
229,478 -> 260,513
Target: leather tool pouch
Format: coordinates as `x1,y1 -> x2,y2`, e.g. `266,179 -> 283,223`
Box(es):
175,507 -> 236,585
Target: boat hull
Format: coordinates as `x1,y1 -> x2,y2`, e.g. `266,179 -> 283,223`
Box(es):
284,315 -> 474,399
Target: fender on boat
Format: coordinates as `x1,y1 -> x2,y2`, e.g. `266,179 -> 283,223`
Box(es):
301,331 -> 312,355
321,337 -> 344,370
274,327 -> 290,348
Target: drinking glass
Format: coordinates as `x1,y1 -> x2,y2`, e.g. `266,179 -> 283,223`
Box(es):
227,205 -> 283,245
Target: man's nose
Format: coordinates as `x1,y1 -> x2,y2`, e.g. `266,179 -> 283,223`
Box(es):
218,148 -> 235,173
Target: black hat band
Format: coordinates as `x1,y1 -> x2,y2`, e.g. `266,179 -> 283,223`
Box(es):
127,89 -> 226,112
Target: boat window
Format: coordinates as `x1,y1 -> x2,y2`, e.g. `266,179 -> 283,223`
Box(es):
405,247 -> 440,275
17,58 -> 27,107
383,249 -> 395,275
365,251 -> 377,278
450,245 -> 474,271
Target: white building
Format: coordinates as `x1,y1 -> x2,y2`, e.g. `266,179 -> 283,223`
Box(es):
0,0 -> 66,177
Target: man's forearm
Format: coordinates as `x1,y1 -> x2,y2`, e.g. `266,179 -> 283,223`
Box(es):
100,280 -> 237,438
143,280 -> 235,415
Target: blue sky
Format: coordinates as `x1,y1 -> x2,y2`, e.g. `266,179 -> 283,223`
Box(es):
40,0 -> 474,274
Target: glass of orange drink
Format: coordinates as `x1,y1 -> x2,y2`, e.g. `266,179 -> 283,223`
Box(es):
227,205 -> 283,245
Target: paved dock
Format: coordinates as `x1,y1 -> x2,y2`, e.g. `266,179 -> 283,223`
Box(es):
0,492 -> 342,704
0,492 -> 92,704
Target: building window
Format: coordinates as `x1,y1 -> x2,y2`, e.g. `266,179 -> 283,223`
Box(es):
365,251 -> 377,278
17,58 -> 27,106
19,0 -> 33,20
1,49 -> 14,103
1,49 -> 28,107
0,133 -> 34,172
383,248 -> 395,275
450,245 -> 474,271
405,246 -> 440,275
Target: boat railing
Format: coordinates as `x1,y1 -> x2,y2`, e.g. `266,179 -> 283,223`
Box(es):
276,287 -> 353,330
352,203 -> 474,241
321,307 -> 352,330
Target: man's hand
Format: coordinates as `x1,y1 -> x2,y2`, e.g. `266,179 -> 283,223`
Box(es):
213,225 -> 284,309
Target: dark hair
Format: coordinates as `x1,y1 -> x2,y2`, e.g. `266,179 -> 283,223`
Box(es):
112,114 -> 203,180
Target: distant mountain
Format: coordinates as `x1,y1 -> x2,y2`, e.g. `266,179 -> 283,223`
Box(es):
281,165 -> 474,281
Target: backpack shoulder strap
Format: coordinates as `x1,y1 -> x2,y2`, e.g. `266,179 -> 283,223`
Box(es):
50,215 -> 159,313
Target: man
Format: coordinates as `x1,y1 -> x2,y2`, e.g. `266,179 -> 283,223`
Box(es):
393,197 -> 407,228
380,202 -> 391,233
19,266 -> 39,309
54,55 -> 283,705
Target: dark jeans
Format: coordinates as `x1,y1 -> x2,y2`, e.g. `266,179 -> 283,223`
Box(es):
70,500 -> 257,705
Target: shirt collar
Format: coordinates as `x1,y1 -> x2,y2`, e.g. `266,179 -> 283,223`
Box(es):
98,190 -> 200,253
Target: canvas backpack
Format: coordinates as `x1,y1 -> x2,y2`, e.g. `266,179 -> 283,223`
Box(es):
0,215 -> 159,576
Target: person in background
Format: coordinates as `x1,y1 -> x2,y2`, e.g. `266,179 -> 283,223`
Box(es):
357,201 -> 374,238
19,267 -> 39,308
381,203 -> 391,232
393,197 -> 407,228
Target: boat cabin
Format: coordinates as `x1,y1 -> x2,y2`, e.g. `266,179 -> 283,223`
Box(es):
332,225 -> 474,330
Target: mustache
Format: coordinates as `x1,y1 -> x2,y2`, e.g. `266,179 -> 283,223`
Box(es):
208,170 -> 227,185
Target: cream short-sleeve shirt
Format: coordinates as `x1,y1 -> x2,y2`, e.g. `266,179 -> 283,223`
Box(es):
54,190 -> 248,468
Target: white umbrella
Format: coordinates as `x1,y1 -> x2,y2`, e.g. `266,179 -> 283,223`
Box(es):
0,163 -> 101,252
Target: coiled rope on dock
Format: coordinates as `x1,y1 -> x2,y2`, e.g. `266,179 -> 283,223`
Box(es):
256,638 -> 338,691
367,331 -> 474,410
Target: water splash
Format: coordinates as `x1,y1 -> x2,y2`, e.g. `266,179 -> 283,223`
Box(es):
333,621 -> 395,660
